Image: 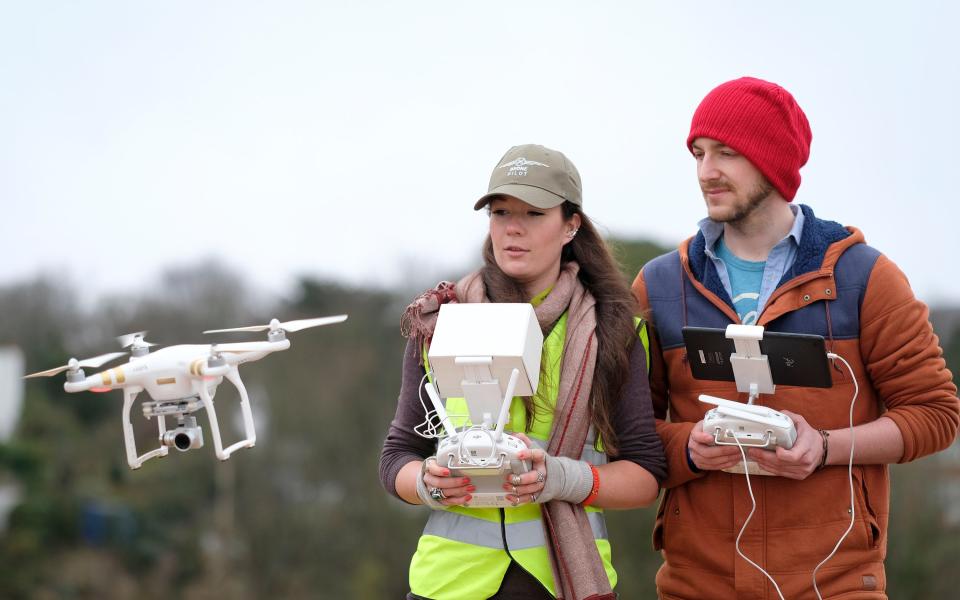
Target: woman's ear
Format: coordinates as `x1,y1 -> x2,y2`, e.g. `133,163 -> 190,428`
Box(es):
562,213 -> 582,245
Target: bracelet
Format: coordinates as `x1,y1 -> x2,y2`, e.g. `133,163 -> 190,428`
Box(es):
816,429 -> 830,470
686,446 -> 702,474
582,464 -> 601,506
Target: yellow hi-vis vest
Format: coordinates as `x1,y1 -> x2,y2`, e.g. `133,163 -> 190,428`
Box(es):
409,314 -> 649,600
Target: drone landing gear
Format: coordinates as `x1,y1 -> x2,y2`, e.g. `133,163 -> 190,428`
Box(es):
122,386 -> 169,470
200,366 -> 257,461
122,367 -> 257,468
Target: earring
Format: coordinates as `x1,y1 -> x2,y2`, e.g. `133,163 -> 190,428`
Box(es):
567,228 -> 579,237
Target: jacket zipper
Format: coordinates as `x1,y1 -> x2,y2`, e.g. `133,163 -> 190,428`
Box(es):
679,259 -> 740,324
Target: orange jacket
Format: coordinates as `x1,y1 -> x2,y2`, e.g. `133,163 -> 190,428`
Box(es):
633,207 -> 958,599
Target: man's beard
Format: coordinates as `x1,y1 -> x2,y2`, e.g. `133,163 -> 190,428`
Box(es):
712,179 -> 775,223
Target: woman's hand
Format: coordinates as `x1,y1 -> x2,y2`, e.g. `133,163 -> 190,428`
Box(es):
419,458 -> 475,507
503,433 -> 548,505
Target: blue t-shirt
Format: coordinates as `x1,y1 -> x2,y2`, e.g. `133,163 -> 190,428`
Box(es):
699,204 -> 804,320
716,238 -> 765,325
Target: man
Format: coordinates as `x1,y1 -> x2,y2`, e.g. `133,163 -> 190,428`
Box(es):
632,77 -> 959,599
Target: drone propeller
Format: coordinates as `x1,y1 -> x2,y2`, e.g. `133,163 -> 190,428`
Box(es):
203,315 -> 348,335
117,331 -> 157,349
24,351 -> 128,379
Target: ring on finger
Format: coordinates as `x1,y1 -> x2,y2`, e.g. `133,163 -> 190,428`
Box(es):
530,493 -> 538,503
430,487 -> 446,501
511,474 -> 522,486
536,470 -> 545,483
512,485 -> 518,495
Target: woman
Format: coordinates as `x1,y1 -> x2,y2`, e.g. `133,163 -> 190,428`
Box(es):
379,144 -> 666,600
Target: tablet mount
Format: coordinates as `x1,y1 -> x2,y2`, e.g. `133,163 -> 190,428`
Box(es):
698,324 -> 797,475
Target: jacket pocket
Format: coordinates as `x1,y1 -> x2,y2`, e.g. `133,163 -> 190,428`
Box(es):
652,489 -> 672,551
854,466 -> 881,548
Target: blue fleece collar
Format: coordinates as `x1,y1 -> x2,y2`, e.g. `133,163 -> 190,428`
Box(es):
688,204 -> 850,308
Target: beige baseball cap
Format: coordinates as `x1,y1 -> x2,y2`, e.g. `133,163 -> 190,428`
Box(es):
474,144 -> 582,210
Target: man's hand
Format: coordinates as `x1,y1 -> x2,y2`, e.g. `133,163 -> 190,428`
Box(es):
688,420 -> 742,471
748,410 -> 824,480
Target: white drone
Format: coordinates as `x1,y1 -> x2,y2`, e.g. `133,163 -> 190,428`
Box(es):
24,315 -> 347,469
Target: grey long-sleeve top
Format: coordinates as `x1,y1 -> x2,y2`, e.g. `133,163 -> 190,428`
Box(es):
379,337 -> 668,500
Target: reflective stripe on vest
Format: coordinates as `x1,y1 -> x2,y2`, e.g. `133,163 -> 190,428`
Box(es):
580,441 -> 608,466
526,435 -> 608,466
424,506 -> 608,550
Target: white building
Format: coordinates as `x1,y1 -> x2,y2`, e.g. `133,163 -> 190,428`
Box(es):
0,346 -> 24,532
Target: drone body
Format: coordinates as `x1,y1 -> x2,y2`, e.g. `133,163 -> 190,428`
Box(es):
26,316 -> 346,469
67,341 -> 286,399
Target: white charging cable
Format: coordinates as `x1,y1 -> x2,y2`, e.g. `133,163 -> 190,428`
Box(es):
731,351 -> 859,600
812,352 -> 859,600
414,372 -> 444,439
732,434 -> 787,600
414,372 -> 466,439
414,372 -> 495,469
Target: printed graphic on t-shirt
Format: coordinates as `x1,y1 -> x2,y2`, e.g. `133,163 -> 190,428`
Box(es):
732,292 -> 760,325
716,237 -> 765,326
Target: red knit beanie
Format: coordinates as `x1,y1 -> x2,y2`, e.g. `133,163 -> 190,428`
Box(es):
687,77 -> 812,201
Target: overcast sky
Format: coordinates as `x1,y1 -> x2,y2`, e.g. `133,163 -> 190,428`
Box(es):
2,1 -> 958,305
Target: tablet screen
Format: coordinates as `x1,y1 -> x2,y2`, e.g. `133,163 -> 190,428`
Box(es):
682,326 -> 833,388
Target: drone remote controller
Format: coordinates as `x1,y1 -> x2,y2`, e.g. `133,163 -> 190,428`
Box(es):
435,429 -> 531,507
424,373 -> 531,507
700,395 -> 797,476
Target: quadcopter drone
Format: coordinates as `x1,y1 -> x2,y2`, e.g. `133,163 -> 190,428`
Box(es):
24,315 -> 347,469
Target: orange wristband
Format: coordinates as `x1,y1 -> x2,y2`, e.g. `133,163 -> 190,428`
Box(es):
582,464 -> 600,507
